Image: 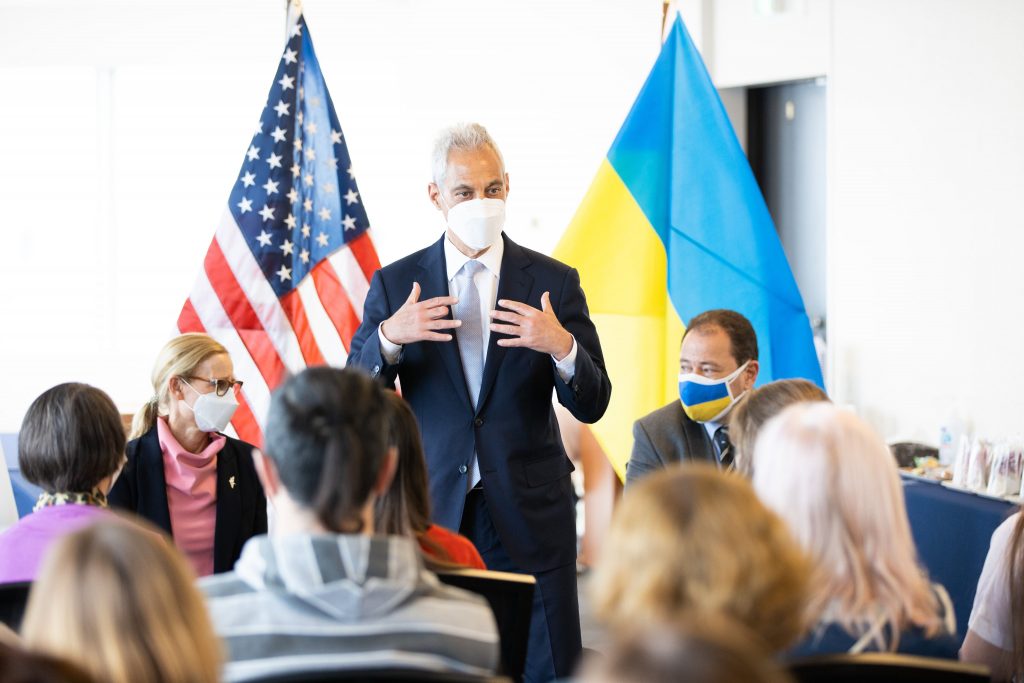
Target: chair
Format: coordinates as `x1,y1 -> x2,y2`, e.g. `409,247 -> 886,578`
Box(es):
789,653 -> 990,683
436,568 -> 536,683
244,669 -> 512,682
0,581 -> 31,632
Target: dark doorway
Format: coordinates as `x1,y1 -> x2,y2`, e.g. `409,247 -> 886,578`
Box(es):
747,78 -> 827,371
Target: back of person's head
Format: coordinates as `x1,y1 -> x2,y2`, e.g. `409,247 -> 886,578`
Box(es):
729,378 -> 828,475
21,519 -> 220,683
0,643 -> 96,683
591,463 -> 809,651
18,383 -> 125,494
264,366 -> 392,533
375,390 -> 432,536
752,402 -> 945,642
131,333 -> 229,439
683,310 -> 758,364
579,616 -> 795,683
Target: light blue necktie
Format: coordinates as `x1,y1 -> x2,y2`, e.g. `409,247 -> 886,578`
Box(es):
454,259 -> 486,408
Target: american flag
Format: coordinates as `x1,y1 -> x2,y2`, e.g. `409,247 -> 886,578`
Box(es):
177,6 -> 380,445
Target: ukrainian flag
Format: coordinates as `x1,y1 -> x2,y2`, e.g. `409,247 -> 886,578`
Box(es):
555,14 -> 823,479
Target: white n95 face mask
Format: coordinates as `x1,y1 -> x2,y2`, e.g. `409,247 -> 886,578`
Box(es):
182,380 -> 239,433
446,198 -> 506,250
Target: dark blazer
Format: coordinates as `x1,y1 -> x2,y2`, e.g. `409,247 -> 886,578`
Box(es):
107,425 -> 267,574
625,400 -> 717,488
348,234 -> 611,573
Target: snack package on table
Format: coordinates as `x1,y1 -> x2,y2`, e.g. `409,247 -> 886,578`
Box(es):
987,440 -> 1024,497
966,438 -> 992,492
952,433 -> 973,487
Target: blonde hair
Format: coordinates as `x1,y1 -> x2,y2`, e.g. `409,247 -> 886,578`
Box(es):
729,379 -> 828,476
130,333 -> 229,439
752,403 -> 948,648
21,519 -> 221,683
591,464 -> 810,651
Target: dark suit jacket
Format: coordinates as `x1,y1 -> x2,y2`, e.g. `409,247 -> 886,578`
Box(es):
348,234 -> 611,573
625,400 -> 717,488
107,425 -> 267,573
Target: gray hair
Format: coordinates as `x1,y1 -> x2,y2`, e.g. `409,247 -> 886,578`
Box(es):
431,122 -> 505,187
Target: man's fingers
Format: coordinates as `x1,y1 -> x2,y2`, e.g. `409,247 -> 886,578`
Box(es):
407,282 -> 421,305
419,295 -> 459,308
428,319 -> 462,330
496,337 -> 525,348
424,305 -> 452,320
423,332 -> 454,342
489,310 -> 523,324
489,322 -> 522,336
497,299 -> 536,315
540,291 -> 552,313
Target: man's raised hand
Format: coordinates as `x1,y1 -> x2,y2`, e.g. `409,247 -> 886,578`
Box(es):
380,282 -> 461,345
489,291 -> 573,360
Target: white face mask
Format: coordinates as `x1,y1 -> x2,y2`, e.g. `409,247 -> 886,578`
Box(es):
444,198 -> 506,251
182,380 -> 238,433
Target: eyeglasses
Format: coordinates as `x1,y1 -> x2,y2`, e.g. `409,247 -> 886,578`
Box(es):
184,376 -> 244,397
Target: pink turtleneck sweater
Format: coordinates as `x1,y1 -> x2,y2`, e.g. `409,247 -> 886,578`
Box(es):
157,416 -> 225,577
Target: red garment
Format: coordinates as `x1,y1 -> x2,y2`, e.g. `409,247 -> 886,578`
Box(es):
420,524 -> 486,570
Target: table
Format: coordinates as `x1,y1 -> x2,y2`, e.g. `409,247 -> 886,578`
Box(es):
902,474 -> 1016,640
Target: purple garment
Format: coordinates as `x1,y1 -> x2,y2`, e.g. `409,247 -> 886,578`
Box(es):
0,504 -> 110,583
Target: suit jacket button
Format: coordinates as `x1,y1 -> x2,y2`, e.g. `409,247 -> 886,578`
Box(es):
459,464 -> 468,474
473,417 -> 484,427
372,364 -> 380,376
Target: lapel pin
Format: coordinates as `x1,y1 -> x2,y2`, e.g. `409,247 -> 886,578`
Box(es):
229,476 -> 236,490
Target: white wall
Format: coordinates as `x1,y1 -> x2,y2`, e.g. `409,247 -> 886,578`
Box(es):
696,0 -> 1024,443
0,0 -> 662,430
827,0 -> 1024,441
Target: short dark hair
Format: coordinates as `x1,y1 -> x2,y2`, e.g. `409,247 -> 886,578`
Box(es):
18,383 -> 126,493
683,310 -> 758,365
264,366 -> 391,533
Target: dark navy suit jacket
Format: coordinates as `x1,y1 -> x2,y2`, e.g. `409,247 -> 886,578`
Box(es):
349,234 -> 611,573
108,425 -> 267,574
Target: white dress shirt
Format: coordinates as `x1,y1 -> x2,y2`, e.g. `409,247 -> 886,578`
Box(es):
378,235 -> 579,487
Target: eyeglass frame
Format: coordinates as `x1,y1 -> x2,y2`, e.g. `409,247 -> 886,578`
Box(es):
182,376 -> 244,397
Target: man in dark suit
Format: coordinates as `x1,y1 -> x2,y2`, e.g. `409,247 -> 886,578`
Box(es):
625,309 -> 758,487
348,123 -> 611,682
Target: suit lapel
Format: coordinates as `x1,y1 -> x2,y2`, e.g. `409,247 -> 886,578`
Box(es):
477,236 -> 533,413
213,441 -> 241,573
137,429 -> 173,535
417,237 -> 473,411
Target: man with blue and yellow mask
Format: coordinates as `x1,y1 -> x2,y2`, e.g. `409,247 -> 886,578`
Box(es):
625,310 -> 759,487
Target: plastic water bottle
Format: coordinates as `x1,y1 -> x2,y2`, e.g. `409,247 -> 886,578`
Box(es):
939,412 -> 967,466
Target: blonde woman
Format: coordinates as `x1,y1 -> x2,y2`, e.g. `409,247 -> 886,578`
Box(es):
590,463 -> 810,652
21,519 -> 221,683
108,333 -> 266,576
728,378 -> 828,476
753,403 -> 958,658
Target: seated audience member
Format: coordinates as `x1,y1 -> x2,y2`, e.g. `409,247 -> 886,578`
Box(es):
578,616 -> 795,683
626,310 -> 759,487
376,390 -> 486,569
201,366 -> 499,681
753,403 -> 958,659
20,519 -> 221,683
960,509 -> 1024,681
0,643 -> 96,683
728,378 -> 828,476
591,463 -> 809,652
0,383 -> 124,583
109,333 -> 266,576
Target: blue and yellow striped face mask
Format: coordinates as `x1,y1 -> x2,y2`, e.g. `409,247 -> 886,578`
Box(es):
678,361 -> 750,423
